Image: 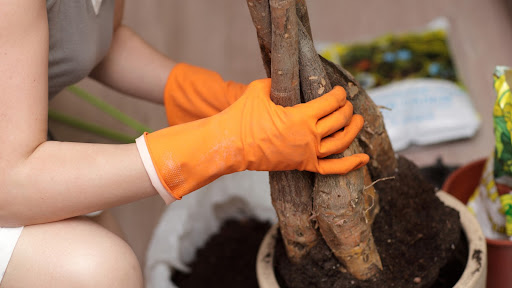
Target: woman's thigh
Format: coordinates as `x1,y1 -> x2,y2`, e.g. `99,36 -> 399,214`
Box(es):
0,217 -> 143,288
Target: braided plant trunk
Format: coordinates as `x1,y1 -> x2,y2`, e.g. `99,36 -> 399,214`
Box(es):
247,0 -> 397,280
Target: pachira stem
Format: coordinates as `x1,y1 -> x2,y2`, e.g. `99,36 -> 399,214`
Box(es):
247,0 -> 391,279
248,0 -> 396,179
268,0 -> 321,263
314,171 -> 383,279
247,0 -> 320,263
320,58 -> 397,178
247,0 -> 272,77
269,170 -> 319,262
297,19 -> 382,279
295,0 -> 312,38
268,0 -> 300,105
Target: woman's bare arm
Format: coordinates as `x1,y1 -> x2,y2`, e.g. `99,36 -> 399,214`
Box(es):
0,0 -> 160,228
90,19 -> 177,104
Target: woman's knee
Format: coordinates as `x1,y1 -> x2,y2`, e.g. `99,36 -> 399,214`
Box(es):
1,217 -> 143,288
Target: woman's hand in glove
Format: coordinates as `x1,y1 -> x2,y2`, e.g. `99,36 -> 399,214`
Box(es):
137,78 -> 368,201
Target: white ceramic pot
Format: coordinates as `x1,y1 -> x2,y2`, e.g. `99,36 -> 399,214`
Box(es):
256,191 -> 487,288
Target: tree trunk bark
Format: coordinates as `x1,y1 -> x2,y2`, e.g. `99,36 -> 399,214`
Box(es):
320,58 -> 397,178
246,0 -> 395,280
250,0 -> 321,263
297,19 -> 382,279
248,1 -> 396,177
247,0 -> 272,77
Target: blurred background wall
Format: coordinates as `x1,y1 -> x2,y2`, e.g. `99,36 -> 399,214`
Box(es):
48,0 -> 512,267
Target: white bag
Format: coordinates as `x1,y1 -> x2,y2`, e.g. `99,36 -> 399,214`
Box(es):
144,171 -> 277,288
368,78 -> 480,151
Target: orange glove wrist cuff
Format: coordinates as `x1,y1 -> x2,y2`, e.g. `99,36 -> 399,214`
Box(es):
143,117 -> 245,200
135,134 -> 177,203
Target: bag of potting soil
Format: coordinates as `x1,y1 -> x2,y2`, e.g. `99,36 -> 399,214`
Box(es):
467,66 -> 512,240
316,17 -> 480,151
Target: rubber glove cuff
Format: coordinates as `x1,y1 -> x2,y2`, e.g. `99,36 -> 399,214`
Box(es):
136,134 -> 176,204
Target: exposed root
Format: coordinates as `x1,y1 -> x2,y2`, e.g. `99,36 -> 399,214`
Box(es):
308,211 -> 319,221
364,176 -> 396,190
359,135 -> 374,150
363,193 -> 375,224
364,125 -> 375,135
377,105 -> 392,111
335,218 -> 348,225
350,197 -> 359,208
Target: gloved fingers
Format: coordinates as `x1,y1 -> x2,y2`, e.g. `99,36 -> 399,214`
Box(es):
302,86 -> 347,119
316,101 -> 353,138
318,114 -> 364,158
315,153 -> 369,175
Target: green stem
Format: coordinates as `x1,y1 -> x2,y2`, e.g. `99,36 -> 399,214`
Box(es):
48,109 -> 136,143
67,85 -> 153,134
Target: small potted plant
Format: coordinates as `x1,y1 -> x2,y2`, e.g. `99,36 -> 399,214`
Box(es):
247,0 -> 487,287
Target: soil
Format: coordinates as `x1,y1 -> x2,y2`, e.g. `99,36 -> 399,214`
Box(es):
419,157 -> 459,190
171,156 -> 466,288
172,218 -> 271,288
275,157 -> 464,288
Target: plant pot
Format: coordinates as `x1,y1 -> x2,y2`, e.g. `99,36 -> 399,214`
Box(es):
443,158 -> 512,288
256,191 -> 487,288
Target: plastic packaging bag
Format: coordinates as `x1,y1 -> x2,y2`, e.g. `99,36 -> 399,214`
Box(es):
468,66 -> 512,240
144,171 -> 277,288
317,18 -> 480,151
367,78 -> 480,151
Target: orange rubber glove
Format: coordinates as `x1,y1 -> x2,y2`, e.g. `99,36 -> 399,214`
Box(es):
164,63 -> 247,126
136,79 -> 368,203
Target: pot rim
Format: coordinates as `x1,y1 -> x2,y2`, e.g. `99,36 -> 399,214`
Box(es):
437,191 -> 487,288
443,158 -> 512,247
256,191 -> 488,288
442,159 -> 486,194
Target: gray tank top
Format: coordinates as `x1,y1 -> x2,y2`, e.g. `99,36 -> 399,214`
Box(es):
46,0 -> 114,98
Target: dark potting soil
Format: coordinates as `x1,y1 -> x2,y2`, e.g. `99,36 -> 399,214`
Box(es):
171,218 -> 271,288
419,157 -> 459,190
171,156 -> 465,288
275,156 -> 465,288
